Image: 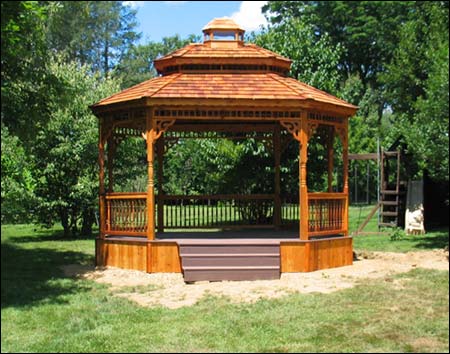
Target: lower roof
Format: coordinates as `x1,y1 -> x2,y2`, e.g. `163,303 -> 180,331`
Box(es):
92,73 -> 357,114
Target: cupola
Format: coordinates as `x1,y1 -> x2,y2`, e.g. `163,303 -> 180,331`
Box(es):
202,17 -> 245,48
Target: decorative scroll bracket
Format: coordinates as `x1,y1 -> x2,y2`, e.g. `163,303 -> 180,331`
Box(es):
143,119 -> 176,142
280,120 -> 301,142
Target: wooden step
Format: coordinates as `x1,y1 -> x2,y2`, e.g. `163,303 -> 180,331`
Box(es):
178,240 -> 280,282
181,254 -> 280,267
180,244 -> 277,255
183,268 -> 280,282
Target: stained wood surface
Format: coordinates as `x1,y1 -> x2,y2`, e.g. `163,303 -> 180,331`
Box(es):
149,242 -> 181,273
280,237 -> 353,272
96,239 -> 147,271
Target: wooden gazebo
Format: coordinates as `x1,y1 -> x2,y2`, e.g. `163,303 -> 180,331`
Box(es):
91,18 -> 358,281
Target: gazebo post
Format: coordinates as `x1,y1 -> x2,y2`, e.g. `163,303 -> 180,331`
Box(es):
146,108 -> 156,240
107,136 -> 116,193
299,113 -> 309,240
273,123 -> 282,228
327,126 -> 335,192
342,120 -> 349,235
98,117 -> 106,240
157,135 -> 165,232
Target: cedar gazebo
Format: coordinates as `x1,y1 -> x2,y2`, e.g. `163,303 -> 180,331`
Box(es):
90,18 -> 358,281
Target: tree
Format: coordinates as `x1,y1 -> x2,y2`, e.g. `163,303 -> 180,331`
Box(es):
116,34 -> 200,88
46,1 -> 141,77
1,1 -> 54,142
251,18 -> 342,94
381,2 -> 449,180
32,58 -> 120,236
263,1 -> 413,89
1,123 -> 35,223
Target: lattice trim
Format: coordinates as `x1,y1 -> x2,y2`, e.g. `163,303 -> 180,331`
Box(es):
308,112 -> 344,124
155,109 -> 301,119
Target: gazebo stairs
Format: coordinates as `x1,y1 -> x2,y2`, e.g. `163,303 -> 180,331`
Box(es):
178,240 -> 280,282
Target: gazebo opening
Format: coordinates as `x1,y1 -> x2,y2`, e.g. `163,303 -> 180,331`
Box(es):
91,18 -> 357,280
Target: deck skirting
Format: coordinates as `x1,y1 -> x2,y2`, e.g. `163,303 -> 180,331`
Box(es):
96,236 -> 353,275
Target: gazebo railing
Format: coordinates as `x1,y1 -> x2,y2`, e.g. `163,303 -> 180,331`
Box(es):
162,194 -> 274,228
308,193 -> 347,236
105,192 -> 147,236
104,192 -> 347,236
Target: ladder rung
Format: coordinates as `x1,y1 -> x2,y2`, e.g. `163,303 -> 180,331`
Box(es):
384,151 -> 399,156
381,211 -> 398,216
381,190 -> 398,195
379,222 -> 397,227
380,201 -> 398,206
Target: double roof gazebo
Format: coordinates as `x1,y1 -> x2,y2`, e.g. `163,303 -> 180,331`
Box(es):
91,18 -> 357,281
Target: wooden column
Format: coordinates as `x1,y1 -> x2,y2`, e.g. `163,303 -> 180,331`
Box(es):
299,113 -> 309,240
146,108 -> 156,240
340,119 -> 349,236
157,135 -> 165,233
98,118 -> 106,239
273,124 -> 282,228
327,126 -> 335,193
107,137 -> 116,193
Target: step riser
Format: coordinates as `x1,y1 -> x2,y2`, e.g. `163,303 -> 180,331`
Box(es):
180,245 -> 278,255
179,243 -> 281,282
182,256 -> 280,267
184,269 -> 280,282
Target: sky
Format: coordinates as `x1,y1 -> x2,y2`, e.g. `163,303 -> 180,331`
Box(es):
123,1 -> 268,43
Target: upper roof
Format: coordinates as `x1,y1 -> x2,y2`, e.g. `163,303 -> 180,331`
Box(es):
92,18 -> 357,115
153,42 -> 292,75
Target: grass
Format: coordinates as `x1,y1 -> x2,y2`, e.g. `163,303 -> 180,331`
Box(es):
1,217 -> 449,352
349,204 -> 449,252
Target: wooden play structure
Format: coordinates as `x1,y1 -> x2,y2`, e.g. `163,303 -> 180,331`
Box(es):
90,18 -> 358,281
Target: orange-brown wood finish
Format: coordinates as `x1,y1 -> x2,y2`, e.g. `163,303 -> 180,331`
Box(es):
146,108 -> 156,240
98,118 -> 106,239
280,237 -> 353,272
96,239 -> 147,271
299,112 -> 309,240
157,136 -> 165,232
273,123 -> 282,227
149,242 -> 182,273
327,127 -> 334,192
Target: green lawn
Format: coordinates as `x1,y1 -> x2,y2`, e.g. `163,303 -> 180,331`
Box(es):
1,218 -> 449,352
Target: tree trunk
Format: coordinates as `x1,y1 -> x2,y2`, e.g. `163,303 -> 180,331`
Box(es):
60,209 -> 71,237
81,208 -> 94,236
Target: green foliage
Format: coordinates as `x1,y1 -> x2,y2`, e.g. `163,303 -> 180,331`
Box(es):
263,1 -> 449,182
381,2 -> 449,180
1,124 -> 35,223
263,1 -> 413,89
32,58 -> 120,236
1,1 -> 54,142
116,34 -> 200,88
252,17 -> 342,94
46,1 -> 141,77
389,227 -> 406,241
164,138 -> 242,195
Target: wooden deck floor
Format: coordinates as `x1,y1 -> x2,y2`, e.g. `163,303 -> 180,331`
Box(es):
155,228 -> 299,241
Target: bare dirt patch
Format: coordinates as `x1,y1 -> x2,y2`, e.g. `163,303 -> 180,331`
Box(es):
62,249 -> 448,309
